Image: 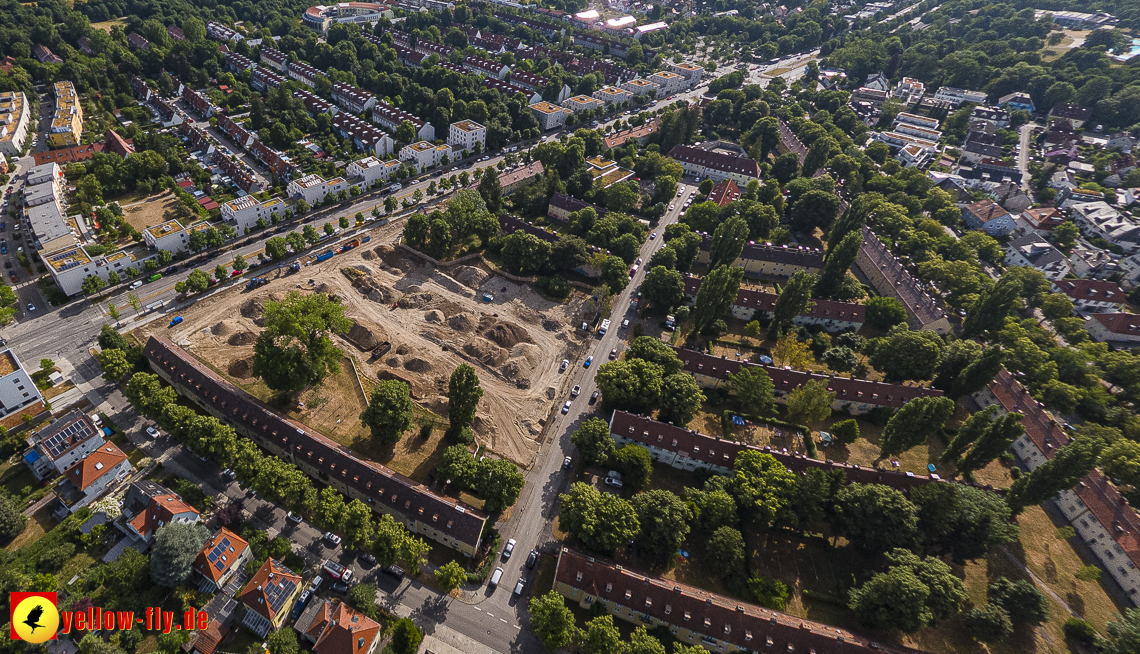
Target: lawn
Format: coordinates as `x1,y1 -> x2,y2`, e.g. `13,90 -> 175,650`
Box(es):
5,505 -> 57,552
0,461 -> 41,501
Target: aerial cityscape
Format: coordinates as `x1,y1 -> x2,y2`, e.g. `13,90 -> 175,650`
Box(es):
0,0 -> 1138,653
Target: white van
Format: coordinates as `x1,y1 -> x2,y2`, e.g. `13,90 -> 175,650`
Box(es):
489,567 -> 504,588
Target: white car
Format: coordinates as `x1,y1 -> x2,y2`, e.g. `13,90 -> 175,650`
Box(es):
504,538 -> 517,558
146,426 -> 160,439
571,385 -> 581,397
561,400 -> 572,414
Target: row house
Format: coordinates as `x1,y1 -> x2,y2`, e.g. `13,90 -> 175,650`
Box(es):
447,120 -> 486,157
563,95 -> 604,113
181,86 -> 216,118
1086,313 -> 1140,348
288,173 -> 349,206
975,369 -> 1140,604
437,61 -> 466,76
167,25 -> 185,41
224,52 -> 253,73
494,11 -> 563,37
206,21 -> 244,43
564,56 -> 636,86
508,69 -> 549,93
620,78 -> 659,98
251,65 -> 286,92
592,86 -> 632,105
347,156 -> 400,186
667,145 -> 761,184
222,195 -> 286,232
961,157 -> 1023,184
498,161 -> 545,193
971,105 -> 1010,128
180,123 -> 215,156
416,41 -> 454,59
1048,103 -> 1092,130
259,47 -> 288,72
529,102 -> 569,131
932,86 -> 987,107
647,70 -> 686,96
372,101 -> 434,141
893,111 -> 940,131
1053,279 -> 1126,313
250,140 -> 298,179
855,226 -> 952,334
217,114 -> 255,148
295,88 -> 335,116
574,33 -> 629,58
501,215 -> 558,244
1005,233 -> 1071,281
143,336 -> 488,557
682,275 -> 864,331
462,55 -> 510,79
393,44 -> 429,67
483,77 -> 542,104
850,87 -> 889,106
332,112 -> 396,157
547,192 -> 605,222
129,75 -> 152,102
697,237 -> 823,278
331,82 -> 377,114
604,119 -> 659,149
399,140 -> 451,173
962,199 -> 1017,236
891,120 -> 941,143
33,44 -> 62,65
676,348 -> 944,415
1072,201 -> 1140,253
217,154 -> 261,193
288,61 -> 326,89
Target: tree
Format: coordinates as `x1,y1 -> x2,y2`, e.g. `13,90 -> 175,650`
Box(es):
82,275 -> 108,295
771,152 -> 800,185
659,373 -> 705,425
869,325 -> 944,382
342,499 -> 374,551
784,379 -> 834,425
265,237 -> 289,261
942,405 -> 998,462
447,364 -> 483,439
625,337 -> 684,376
150,522 -> 209,587
474,458 -> 524,513
959,412 -> 1025,474
500,230 -> 552,275
729,451 -> 796,527
317,488 -> 346,533
529,591 -> 578,652
912,484 -> 1018,562
391,619 -> 423,654
478,166 -> 502,213
789,190 -> 840,232
571,418 -> 616,466
641,266 -> 684,309
627,627 -> 667,654
833,484 -> 919,555
1007,437 -> 1103,514
581,615 -> 622,654
360,380 -> 415,447
0,494 -> 26,541
100,324 -> 131,351
303,224 -> 321,245
692,265 -> 744,333
435,560 -> 467,593
706,526 -> 746,575
632,490 -> 692,567
770,271 -> 817,335
127,372 -> 178,419
558,482 -> 640,553
267,626 -> 300,654
988,577 -> 1049,625
821,347 -> 859,372
729,366 -> 775,416
1054,221 -> 1079,250
708,215 -> 749,269
879,396 -> 955,457
815,231 -> 861,299
252,292 -> 351,394
963,276 -> 1023,338
1040,293 -> 1074,321
595,359 -> 664,413
865,296 -> 907,330
951,345 -> 1005,398
612,444 -> 653,490
848,548 -> 966,632
324,223 -> 336,236
1100,609 -> 1140,654
772,333 -> 814,369
186,269 -> 210,293
96,348 -> 132,381
601,255 -> 630,293
964,604 -> 1014,642
1102,439 -> 1140,488
216,264 -> 229,282
832,419 -> 859,445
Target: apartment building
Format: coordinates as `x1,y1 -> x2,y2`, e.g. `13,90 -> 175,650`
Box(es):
667,61 -> 704,85
288,61 -> 326,89
529,102 -> 569,130
682,275 -> 863,330
891,77 -> 925,105
462,55 -> 510,79
251,65 -> 286,92
224,52 -> 253,73
508,69 -> 549,93
222,195 -> 286,232
143,336 -> 488,557
1053,279 -> 1126,313
24,410 -> 103,481
399,141 -> 451,173
1005,233 -> 1071,281
287,174 -> 349,206
346,156 -> 400,186
259,47 -> 288,72
143,220 -> 193,254
294,88 -> 335,117
1086,313 -> 1140,347
331,82 -> 376,114
647,70 -> 686,96
620,78 -> 659,98
547,192 -> 606,222
1071,202 -> 1140,254
447,120 -> 486,157
962,199 -> 1017,236
592,86 -> 632,105
371,100 -> 434,141
667,145 -> 760,184
0,92 -> 30,156
194,527 -> 251,593
562,95 -> 604,113
971,106 -> 1010,128
696,237 -> 823,278
483,77 -> 542,105
855,226 -> 951,334
331,112 -> 395,157
497,161 -> 544,193
48,81 -> 83,147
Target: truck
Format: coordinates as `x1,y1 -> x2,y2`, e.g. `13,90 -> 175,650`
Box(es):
481,292 -> 494,302
337,239 -> 360,254
598,319 -> 610,335
245,277 -> 269,290
144,300 -> 164,313
369,341 -> 392,361
314,250 -> 335,263
322,559 -> 353,582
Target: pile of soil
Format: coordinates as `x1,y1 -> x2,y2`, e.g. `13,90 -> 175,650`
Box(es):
463,338 -> 509,366
542,319 -> 562,332
228,358 -> 253,378
385,356 -> 402,367
404,358 -> 433,372
448,313 -> 476,332
399,293 -> 434,309
315,283 -> 332,294
426,298 -> 464,318
228,332 -> 257,346
501,343 -> 541,385
515,304 -> 542,324
240,296 -> 268,319
374,246 -> 416,273
351,276 -> 395,304
361,249 -> 377,261
212,320 -> 239,336
375,370 -> 422,398
482,321 -> 533,348
453,266 -> 489,289
395,344 -> 412,355
424,310 -> 444,324
345,318 -> 388,351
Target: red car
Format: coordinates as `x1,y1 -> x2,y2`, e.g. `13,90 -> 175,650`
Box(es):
230,269 -> 243,277
10,274 -> 17,283
208,277 -> 220,286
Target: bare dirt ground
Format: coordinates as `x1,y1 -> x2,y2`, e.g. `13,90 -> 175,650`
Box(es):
122,192 -> 181,233
137,223 -> 589,466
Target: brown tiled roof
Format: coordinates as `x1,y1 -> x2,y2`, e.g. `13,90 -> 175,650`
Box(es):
128,492 -> 200,539
857,227 -> 946,326
675,348 -> 941,410
497,161 -> 544,188
194,527 -> 249,584
667,145 -> 760,178
1054,279 -> 1125,303
964,199 -> 1011,223
313,601 -> 381,654
64,442 -> 128,491
548,192 -> 606,220
1074,472 -> 1140,570
707,179 -> 740,207
699,236 -> 824,269
33,144 -> 102,166
239,558 -> 301,621
143,337 -> 487,550
1090,312 -> 1140,336
682,276 -> 864,324
190,621 -> 228,654
555,548 -> 926,654
604,119 -> 659,149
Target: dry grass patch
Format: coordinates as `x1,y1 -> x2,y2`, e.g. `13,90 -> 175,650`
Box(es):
6,506 -> 57,552
122,192 -> 181,234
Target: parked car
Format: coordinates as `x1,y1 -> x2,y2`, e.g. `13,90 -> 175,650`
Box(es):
323,531 -> 342,547
526,550 -> 538,569
513,577 -> 525,596
26,303 -> 34,311
590,391 -> 599,404
221,468 -> 236,480
146,426 -> 160,439
561,400 -> 572,414
604,477 -> 624,488
129,280 -> 143,290
331,581 -> 350,593
286,511 -> 302,524
503,538 -> 516,559
584,355 -> 594,368
571,385 -> 581,397
563,456 -> 572,469
609,348 -> 618,359
168,316 -> 183,327
560,359 -> 568,371
308,576 -> 324,593
382,565 -> 405,580
360,553 -> 377,566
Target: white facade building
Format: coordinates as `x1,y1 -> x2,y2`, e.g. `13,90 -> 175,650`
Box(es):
592,86 -> 632,105
221,196 -> 286,232
0,91 -> 31,156
0,349 -> 43,420
1072,202 -> 1140,254
530,102 -> 569,131
347,156 -> 401,186
287,174 -> 349,206
1005,234 -> 1071,281
24,410 -> 103,481
143,220 -> 191,254
399,141 -> 451,173
447,120 -> 487,157
620,78 -> 659,97
562,95 -> 604,113
647,71 -> 686,96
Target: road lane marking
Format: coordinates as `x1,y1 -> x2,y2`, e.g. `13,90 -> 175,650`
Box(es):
473,607 -> 481,611
486,613 -> 493,617
499,619 -> 507,624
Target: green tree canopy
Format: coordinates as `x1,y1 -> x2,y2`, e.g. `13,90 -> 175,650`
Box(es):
252,292 -> 351,394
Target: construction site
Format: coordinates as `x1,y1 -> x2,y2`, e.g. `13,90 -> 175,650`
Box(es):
133,221 -> 591,469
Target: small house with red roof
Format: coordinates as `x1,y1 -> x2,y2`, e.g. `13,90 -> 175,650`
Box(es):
239,558 -> 302,637
1053,279 -> 1126,313
115,480 -> 200,545
194,527 -> 251,593
1086,313 -> 1140,348
103,129 -> 135,159
295,599 -> 382,654
707,179 -> 741,207
55,442 -> 132,512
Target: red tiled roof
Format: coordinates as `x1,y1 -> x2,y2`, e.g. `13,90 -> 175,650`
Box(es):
604,119 -> 659,149
239,558 -> 301,620
1074,471 -> 1140,570
707,179 -> 741,207
313,601 -> 381,654
668,145 -> 760,178
128,492 -> 200,539
1054,279 -> 1125,303
194,527 -> 249,584
964,199 -> 1011,223
33,144 -> 102,166
191,622 -> 228,654
104,129 -> 135,158
682,276 -> 864,324
1091,312 -> 1140,336
64,442 -> 128,491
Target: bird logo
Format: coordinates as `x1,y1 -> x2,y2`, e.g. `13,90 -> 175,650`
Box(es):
10,592 -> 59,643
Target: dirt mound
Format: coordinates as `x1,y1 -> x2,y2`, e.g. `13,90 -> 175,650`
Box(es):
483,321 -> 533,348
542,319 -> 562,332
345,319 -> 388,351
240,296 -> 267,320
212,320 -> 239,336
228,331 -> 257,346
463,338 -> 508,366
426,297 -> 464,318
424,310 -> 444,324
374,246 -> 416,272
315,283 -> 332,294
501,343 -> 542,384
351,276 -> 394,304
453,266 -> 489,289
448,313 -> 476,332
228,358 -> 253,378
375,371 -> 422,398
404,358 -> 433,372
395,344 -> 412,355
362,249 -> 377,261
515,304 -> 542,325
385,356 -> 402,367
399,292 -> 434,309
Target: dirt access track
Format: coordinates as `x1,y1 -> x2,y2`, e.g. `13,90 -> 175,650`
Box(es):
136,222 -> 589,466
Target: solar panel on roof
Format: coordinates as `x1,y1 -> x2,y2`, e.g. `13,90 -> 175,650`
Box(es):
266,578 -> 297,612
215,560 -> 225,571
208,550 -> 220,563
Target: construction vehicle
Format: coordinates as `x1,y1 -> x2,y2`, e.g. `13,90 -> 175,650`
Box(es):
315,250 -> 334,263
245,277 -> 269,290
369,341 -> 392,361
337,239 -> 360,254
287,262 -> 301,274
